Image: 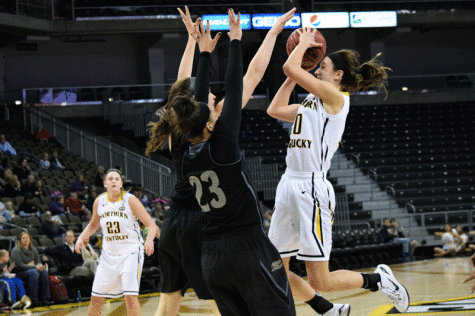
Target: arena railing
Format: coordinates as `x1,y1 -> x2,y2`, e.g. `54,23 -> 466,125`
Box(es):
2,0 -> 55,20
26,106 -> 174,198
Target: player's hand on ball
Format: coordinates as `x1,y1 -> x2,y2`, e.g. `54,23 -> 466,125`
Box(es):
296,28 -> 323,49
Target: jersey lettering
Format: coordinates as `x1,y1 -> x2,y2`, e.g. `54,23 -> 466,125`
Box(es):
104,235 -> 129,241
106,221 -> 121,234
287,139 -> 312,148
189,170 -> 227,212
292,113 -> 303,135
100,211 -> 129,219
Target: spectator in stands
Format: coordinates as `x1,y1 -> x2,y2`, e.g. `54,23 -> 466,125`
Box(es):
0,135 -> 16,156
48,193 -> 66,217
434,224 -> 458,257
64,191 -> 86,219
32,124 -> 62,148
134,188 -> 150,208
40,211 -> 65,240
34,179 -> 47,202
453,225 -> 469,254
82,211 -> 92,230
94,166 -> 105,187
4,175 -> 22,198
21,174 -> 36,196
11,231 -> 51,308
0,158 -> 10,178
1,168 -> 13,196
69,174 -> 88,198
39,152 -> 51,171
1,201 -> 16,224
390,218 -> 418,257
17,193 -> 39,217
0,249 -> 32,309
85,190 -> 97,212
49,150 -> 65,171
379,218 -> 397,243
13,159 -> 30,181
33,124 -> 51,143
47,230 -> 95,276
150,197 -> 166,221
2,168 -> 13,182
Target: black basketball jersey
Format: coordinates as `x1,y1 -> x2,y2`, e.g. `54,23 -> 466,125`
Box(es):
182,140 -> 264,236
169,136 -> 201,209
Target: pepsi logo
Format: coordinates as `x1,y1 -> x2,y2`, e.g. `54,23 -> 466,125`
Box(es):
309,14 -> 321,27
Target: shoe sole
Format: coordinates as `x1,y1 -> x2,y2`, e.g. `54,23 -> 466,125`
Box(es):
376,264 -> 410,313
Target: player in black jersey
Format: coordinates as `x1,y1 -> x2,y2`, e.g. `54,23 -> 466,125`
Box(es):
166,9 -> 296,316
147,7 -> 220,316
146,6 -> 297,316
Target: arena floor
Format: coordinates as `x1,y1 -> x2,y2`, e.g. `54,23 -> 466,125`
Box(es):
2,257 -> 474,316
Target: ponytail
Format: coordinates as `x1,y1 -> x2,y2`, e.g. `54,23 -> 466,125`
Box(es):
329,50 -> 391,97
145,77 -> 193,156
146,107 -> 176,156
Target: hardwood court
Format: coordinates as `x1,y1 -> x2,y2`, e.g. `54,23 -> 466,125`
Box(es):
3,257 -> 474,316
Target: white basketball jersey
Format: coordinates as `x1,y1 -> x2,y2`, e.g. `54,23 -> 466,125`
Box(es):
286,93 -> 350,173
97,192 -> 143,256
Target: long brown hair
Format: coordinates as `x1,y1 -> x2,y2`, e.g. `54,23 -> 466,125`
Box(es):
145,77 -> 193,156
330,50 -> 391,96
18,231 -> 33,250
169,94 -> 203,137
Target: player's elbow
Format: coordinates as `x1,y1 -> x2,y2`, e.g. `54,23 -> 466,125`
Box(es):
267,105 -> 278,119
283,61 -> 299,80
283,62 -> 292,77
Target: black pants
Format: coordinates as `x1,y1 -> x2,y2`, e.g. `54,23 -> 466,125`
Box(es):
157,206 -> 213,300
202,229 -> 296,316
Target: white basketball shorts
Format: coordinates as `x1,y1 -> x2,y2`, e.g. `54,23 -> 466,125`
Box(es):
91,245 -> 144,297
269,169 -> 335,261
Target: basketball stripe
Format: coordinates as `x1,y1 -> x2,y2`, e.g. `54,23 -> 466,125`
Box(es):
315,199 -> 323,244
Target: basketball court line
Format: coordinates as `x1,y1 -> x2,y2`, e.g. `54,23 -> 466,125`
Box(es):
368,295 -> 475,315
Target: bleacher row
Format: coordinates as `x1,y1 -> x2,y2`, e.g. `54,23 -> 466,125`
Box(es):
341,101 -> 475,228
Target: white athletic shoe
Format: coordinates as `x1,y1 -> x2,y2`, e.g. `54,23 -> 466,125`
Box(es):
319,303 -> 351,316
375,264 -> 410,313
21,295 -> 32,310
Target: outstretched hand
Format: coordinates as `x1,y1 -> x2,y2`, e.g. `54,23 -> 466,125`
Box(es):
269,8 -> 296,36
195,19 -> 221,53
177,6 -> 199,38
227,8 -> 242,41
296,27 -> 323,49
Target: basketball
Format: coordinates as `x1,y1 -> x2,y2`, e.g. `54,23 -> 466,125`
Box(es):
286,28 -> 326,71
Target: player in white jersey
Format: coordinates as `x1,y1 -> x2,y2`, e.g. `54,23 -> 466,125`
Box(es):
75,169 -> 159,316
267,27 -> 410,315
